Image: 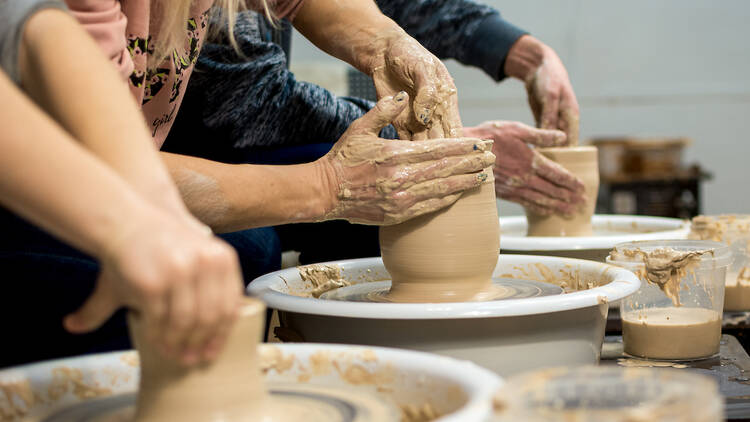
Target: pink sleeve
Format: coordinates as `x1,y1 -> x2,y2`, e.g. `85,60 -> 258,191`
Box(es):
248,0 -> 306,21
64,0 -> 133,79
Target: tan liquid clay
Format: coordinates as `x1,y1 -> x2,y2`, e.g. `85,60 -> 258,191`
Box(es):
622,308 -> 721,360
525,146 -> 599,237
379,180 -> 500,302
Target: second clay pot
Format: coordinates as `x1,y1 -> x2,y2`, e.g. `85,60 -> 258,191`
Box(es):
525,146 -> 599,237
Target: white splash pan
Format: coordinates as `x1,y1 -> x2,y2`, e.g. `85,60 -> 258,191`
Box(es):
248,255 -> 640,376
500,215 -> 690,262
0,344 -> 500,422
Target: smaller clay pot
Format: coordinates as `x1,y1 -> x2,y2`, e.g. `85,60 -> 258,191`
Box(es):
525,146 -> 599,237
129,298 -> 272,422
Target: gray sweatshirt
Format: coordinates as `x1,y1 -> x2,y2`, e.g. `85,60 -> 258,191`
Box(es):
164,0 -> 527,162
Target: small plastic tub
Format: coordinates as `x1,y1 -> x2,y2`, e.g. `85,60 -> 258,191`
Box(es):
607,240 -> 731,360
689,215 -> 750,312
492,366 -> 723,422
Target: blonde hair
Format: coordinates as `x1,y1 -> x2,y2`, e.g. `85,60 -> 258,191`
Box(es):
149,0 -> 274,69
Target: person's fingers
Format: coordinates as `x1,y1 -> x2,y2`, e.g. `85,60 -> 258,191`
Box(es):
382,138 -> 493,166
349,92 -> 410,136
384,170 -> 490,221
526,174 -> 579,204
511,187 -> 576,216
411,65 -> 440,129
184,254 -> 225,363
383,193 -> 462,225
63,272 -> 119,333
559,103 -> 580,146
532,153 -> 585,196
163,261 -> 198,365
380,152 -> 495,193
517,123 -> 567,148
539,91 -> 560,130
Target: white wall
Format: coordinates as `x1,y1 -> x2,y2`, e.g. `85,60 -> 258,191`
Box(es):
290,0 -> 750,216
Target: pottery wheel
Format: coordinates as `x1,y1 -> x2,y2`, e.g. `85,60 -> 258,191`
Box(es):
320,277 -> 564,302
40,384 -> 396,422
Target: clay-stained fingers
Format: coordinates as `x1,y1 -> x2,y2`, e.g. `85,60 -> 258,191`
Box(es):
383,170 -> 490,224
348,92 -> 410,136
381,138 -> 493,166
539,91 -> 560,130
558,103 -> 580,146
515,123 -> 567,148
380,152 -> 495,193
411,63 -> 440,129
526,174 -> 582,205
383,193 -> 462,225
510,187 -> 577,216
532,153 -> 585,194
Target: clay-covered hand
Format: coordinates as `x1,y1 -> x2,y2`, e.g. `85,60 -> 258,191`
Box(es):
370,29 -> 461,140
63,211 -> 243,366
505,35 -> 580,144
463,120 -> 585,215
318,92 -> 494,225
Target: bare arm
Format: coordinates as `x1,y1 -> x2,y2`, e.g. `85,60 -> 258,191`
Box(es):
161,152 -> 332,233
0,68 -> 157,258
18,8 -> 191,218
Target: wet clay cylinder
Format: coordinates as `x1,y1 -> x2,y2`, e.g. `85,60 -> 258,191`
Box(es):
379,180 -> 500,302
129,298 -> 272,422
525,146 -> 599,237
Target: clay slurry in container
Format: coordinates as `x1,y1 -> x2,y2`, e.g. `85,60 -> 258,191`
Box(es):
608,240 -> 730,360
128,298 -> 394,422
524,146 -> 599,237
689,215 -> 750,311
379,173 -> 500,302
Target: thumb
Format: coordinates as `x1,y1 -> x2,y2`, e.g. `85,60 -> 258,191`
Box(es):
520,124 -> 567,147
351,92 -> 409,135
64,271 -> 119,333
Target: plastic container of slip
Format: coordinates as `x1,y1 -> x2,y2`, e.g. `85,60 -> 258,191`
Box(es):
689,215 -> 750,312
607,240 -> 731,360
492,366 -> 723,422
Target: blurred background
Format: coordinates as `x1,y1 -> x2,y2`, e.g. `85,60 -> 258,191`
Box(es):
289,0 -> 750,217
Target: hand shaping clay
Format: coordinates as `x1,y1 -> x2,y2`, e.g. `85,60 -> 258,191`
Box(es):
379,179 -> 500,302
525,146 -> 599,237
128,298 -> 275,422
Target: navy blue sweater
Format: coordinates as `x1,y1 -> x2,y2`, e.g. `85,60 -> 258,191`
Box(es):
164,0 -> 527,162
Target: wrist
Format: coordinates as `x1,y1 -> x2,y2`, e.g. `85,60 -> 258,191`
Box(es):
504,35 -> 547,82
303,159 -> 340,222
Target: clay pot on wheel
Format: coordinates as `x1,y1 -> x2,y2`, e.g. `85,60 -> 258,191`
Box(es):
129,299 -> 273,422
525,146 -> 599,237
379,180 -> 500,302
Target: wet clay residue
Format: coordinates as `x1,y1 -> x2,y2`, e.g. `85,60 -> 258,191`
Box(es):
616,358 -> 687,369
500,263 -> 602,293
298,264 -> 351,298
689,215 -> 750,243
47,367 -> 112,400
0,378 -> 35,420
401,403 -> 439,422
610,247 -> 709,306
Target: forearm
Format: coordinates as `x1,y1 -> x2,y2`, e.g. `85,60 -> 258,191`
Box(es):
19,9 -> 186,216
160,152 -> 332,233
377,0 -> 526,81
293,0 -> 399,75
0,71 -> 158,257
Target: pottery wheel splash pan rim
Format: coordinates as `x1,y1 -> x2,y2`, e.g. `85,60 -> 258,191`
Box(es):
248,255 -> 641,319
0,344 -> 501,422
500,215 -> 689,251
